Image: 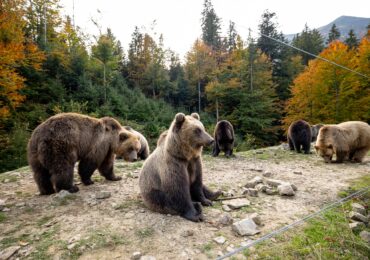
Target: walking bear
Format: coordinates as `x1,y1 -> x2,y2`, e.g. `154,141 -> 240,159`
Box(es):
28,113 -> 141,195
139,113 -> 221,222
212,120 -> 235,157
287,120 -> 312,154
315,121 -> 370,163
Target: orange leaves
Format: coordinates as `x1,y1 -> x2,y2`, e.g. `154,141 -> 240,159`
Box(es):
284,36 -> 370,130
0,0 -> 44,118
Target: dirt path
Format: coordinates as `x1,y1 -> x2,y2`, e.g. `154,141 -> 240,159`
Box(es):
0,146 -> 369,259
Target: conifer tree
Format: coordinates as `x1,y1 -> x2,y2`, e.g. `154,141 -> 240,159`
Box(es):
326,23 -> 341,44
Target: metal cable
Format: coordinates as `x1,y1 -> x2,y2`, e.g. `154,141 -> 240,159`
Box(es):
216,185 -> 370,260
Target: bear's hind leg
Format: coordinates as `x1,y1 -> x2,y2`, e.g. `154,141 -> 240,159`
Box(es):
288,137 -> 294,151
32,162 -> 55,195
303,141 -> 311,154
50,164 -> 79,193
351,148 -> 369,163
212,142 -> 220,157
78,159 -> 98,185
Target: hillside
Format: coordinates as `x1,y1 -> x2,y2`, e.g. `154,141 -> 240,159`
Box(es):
286,15 -> 370,41
0,146 -> 369,259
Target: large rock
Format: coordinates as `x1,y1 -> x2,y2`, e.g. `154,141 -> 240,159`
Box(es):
352,203 -> 367,216
232,218 -> 260,236
349,211 -> 368,223
359,231 -> 370,243
349,221 -> 366,231
242,188 -> 258,197
95,191 -> 111,199
249,213 -> 262,225
277,184 -> 295,196
264,178 -> 285,187
0,246 -> 21,260
222,198 -> 250,209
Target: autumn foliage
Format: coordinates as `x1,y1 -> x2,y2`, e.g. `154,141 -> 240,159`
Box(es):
283,38 -> 370,129
0,0 -> 44,118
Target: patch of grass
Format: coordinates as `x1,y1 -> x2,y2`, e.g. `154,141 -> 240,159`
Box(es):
116,161 -> 143,171
29,226 -> 61,260
36,215 -> 54,227
0,173 -> 18,183
114,199 -> 140,211
0,212 -> 6,223
67,229 -> 128,260
136,227 -> 155,239
52,194 -> 78,206
200,242 -> 214,258
0,232 -> 33,250
245,175 -> 370,259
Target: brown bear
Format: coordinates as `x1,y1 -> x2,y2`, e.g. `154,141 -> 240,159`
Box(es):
124,126 -> 150,160
315,121 -> 370,163
27,113 -> 141,195
212,120 -> 235,157
287,120 -> 312,154
311,124 -> 323,142
139,113 -> 221,222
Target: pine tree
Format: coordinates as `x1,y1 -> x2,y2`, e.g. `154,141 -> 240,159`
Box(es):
201,0 -> 221,50
345,29 -> 359,49
326,23 -> 341,44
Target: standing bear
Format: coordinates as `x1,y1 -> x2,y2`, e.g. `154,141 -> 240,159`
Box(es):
28,113 -> 141,195
139,113 -> 221,222
124,126 -> 150,160
287,120 -> 312,154
212,120 -> 235,157
315,121 -> 370,163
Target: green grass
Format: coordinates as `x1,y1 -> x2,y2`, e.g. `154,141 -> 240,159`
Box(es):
29,226 -> 62,260
0,173 -> 18,183
0,212 -> 6,223
114,199 -> 141,211
242,175 -> 370,259
135,227 -> 155,239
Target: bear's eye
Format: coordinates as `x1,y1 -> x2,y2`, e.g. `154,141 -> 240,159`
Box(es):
194,128 -> 201,135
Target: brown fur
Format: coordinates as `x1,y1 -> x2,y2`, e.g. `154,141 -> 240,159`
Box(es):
28,113 -> 141,195
315,121 -> 370,163
139,113 -> 221,222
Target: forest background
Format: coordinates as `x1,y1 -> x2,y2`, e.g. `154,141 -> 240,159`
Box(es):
0,0 -> 369,172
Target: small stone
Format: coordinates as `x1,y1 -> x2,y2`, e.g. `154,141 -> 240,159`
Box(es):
265,188 -> 278,195
264,178 -> 285,187
213,236 -> 226,244
277,184 -> 295,196
222,190 -> 235,197
352,203 -> 367,216
222,205 -> 231,212
0,246 -> 21,260
140,256 -> 156,260
131,171 -> 139,179
232,218 -> 260,236
223,198 -> 250,210
262,171 -> 272,177
249,213 -> 262,225
226,246 -> 234,252
218,213 -> 233,226
95,191 -> 111,199
293,171 -> 302,175
349,211 -> 368,223
291,184 -> 298,191
246,188 -> 258,197
181,230 -> 194,237
2,207 -> 10,212
359,231 -> 370,243
67,243 -> 77,250
68,234 -> 81,244
131,252 -> 142,260
16,202 -> 26,207
55,190 -> 71,199
349,221 -> 365,231
245,176 -> 263,188
255,184 -> 267,192
3,179 -> 10,183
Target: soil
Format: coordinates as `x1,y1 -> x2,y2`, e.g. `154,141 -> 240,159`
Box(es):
0,145 -> 369,260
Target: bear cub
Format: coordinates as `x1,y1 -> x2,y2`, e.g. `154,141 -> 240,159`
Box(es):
315,121 -> 370,163
28,113 -> 141,195
139,113 -> 221,222
212,120 -> 235,157
287,120 -> 312,154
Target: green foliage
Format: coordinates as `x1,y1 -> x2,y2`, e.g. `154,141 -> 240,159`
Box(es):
327,23 -> 341,44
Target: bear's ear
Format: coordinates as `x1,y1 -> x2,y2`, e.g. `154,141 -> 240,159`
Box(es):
119,131 -> 130,142
174,113 -> 186,127
191,113 -> 200,120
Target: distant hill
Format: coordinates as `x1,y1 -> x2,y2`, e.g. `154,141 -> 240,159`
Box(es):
286,15 -> 370,42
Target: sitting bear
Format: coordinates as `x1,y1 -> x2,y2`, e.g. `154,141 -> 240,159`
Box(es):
212,120 -> 235,157
139,113 -> 221,222
315,121 -> 370,163
27,113 -> 141,195
287,120 -> 312,154
311,124 -> 323,142
124,126 -> 150,160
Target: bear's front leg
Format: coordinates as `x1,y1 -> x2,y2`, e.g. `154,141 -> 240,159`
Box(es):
98,152 -> 122,181
189,158 -> 212,206
78,159 -> 98,185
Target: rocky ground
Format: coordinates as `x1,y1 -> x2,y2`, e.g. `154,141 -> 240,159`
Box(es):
0,145 -> 369,260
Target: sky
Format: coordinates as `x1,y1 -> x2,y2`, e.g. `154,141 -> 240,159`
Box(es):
60,0 -> 370,59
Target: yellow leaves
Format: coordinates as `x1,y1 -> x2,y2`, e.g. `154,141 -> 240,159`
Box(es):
0,0 -> 44,118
